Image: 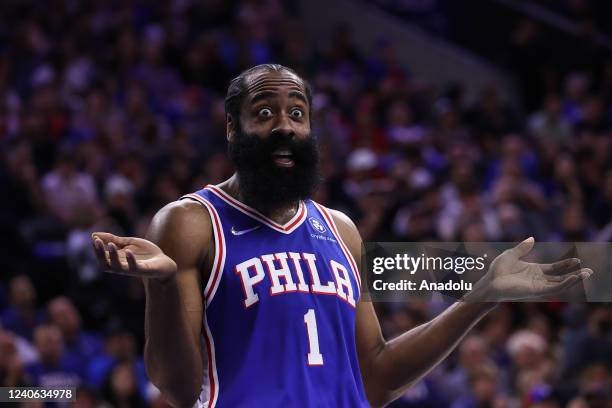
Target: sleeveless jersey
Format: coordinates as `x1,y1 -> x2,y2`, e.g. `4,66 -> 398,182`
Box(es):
181,185 -> 369,408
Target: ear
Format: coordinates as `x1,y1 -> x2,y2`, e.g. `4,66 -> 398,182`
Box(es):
226,114 -> 235,141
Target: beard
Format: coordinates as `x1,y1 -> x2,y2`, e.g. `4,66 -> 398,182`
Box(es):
228,127 -> 321,212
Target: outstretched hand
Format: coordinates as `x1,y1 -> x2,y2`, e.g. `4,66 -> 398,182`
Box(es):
468,237 -> 593,301
91,232 -> 177,280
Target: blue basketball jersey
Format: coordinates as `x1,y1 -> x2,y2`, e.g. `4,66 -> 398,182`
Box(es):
181,185 -> 369,408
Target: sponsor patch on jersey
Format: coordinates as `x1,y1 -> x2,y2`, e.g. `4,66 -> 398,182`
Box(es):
308,217 -> 327,233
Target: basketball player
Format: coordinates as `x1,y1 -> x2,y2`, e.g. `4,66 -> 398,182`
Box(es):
91,64 -> 592,408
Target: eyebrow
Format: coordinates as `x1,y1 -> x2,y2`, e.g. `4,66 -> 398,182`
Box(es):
249,90 -> 308,106
250,91 -> 276,106
288,91 -> 308,105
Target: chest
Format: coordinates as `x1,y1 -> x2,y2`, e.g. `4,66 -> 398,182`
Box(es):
222,228 -> 358,309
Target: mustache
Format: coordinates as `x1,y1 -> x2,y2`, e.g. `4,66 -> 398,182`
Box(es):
230,132 -> 319,166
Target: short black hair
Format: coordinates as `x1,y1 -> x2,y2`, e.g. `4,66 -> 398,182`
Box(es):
224,64 -> 313,126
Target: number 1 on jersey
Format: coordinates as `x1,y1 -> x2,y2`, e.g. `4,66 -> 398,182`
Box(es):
304,309 -> 323,365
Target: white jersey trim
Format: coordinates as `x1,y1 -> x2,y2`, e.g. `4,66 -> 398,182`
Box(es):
205,185 -> 307,234
180,193 -> 222,408
181,193 -> 226,307
312,202 -> 362,292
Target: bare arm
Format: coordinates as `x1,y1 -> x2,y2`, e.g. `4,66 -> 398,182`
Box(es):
356,294 -> 494,406
331,210 -> 590,407
92,200 -> 212,407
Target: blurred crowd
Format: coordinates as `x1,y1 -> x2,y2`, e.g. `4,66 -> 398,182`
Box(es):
0,1 -> 610,407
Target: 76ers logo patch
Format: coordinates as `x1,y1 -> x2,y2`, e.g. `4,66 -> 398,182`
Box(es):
308,217 -> 327,233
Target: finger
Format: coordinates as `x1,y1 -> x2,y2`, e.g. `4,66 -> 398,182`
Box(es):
544,268 -> 584,282
550,267 -> 594,281
578,268 -> 594,281
92,238 -> 111,269
107,242 -> 126,272
125,249 -> 139,274
91,232 -> 132,247
102,268 -> 140,277
542,258 -> 581,275
544,268 -> 593,294
509,237 -> 535,258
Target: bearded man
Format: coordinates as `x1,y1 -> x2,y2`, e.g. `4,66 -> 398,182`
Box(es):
91,64 -> 591,408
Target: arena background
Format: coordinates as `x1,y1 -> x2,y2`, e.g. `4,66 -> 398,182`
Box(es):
0,0 -> 611,407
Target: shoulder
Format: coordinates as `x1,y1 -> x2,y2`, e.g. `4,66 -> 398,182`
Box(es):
326,208 -> 359,237
147,199 -> 214,267
151,199 -> 213,232
314,202 -> 362,256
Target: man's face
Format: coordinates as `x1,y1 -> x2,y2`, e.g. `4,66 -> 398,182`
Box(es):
228,70 -> 320,210
35,326 -> 63,364
10,276 -> 35,309
49,298 -> 81,338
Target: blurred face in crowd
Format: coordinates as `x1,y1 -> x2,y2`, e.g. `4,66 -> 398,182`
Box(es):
470,365 -> 498,404
554,155 -> 576,181
9,275 -> 36,310
511,342 -> 545,370
48,297 -> 81,341
227,68 -> 320,211
34,325 -> 63,365
561,203 -> 586,239
459,336 -> 488,371
110,362 -> 137,399
105,332 -> 136,360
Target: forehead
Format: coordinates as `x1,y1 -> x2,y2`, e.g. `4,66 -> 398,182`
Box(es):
244,70 -> 306,99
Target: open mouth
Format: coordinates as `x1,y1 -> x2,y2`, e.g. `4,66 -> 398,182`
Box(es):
271,149 -> 295,167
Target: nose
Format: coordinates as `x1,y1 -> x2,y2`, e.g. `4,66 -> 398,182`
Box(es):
270,113 -> 295,138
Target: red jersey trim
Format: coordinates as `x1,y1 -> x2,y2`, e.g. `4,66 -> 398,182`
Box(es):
205,184 -> 306,234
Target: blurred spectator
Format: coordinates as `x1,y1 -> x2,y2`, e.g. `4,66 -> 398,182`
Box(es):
41,149 -> 98,228
1,275 -> 47,341
528,94 -> 572,145
0,328 -> 28,387
101,361 -> 147,408
48,296 -> 103,362
558,202 -> 593,241
25,324 -> 83,388
561,306 -> 612,377
466,82 -> 518,135
0,0 -> 609,406
385,303 -> 449,408
450,362 -> 504,408
438,162 -> 501,241
87,329 -> 148,401
442,335 -> 509,402
507,330 -> 548,372
0,140 -> 46,262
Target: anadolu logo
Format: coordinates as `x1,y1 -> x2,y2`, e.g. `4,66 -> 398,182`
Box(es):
308,217 -> 327,233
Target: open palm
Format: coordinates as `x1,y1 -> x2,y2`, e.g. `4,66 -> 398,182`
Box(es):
92,232 -> 177,280
472,238 -> 593,301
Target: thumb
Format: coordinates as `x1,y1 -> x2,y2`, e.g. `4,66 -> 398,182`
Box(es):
509,237 -> 535,258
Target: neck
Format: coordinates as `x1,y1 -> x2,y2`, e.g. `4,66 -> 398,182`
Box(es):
219,174 -> 299,225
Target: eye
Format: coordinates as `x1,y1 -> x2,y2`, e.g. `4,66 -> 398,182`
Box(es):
290,108 -> 304,118
258,108 -> 273,118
